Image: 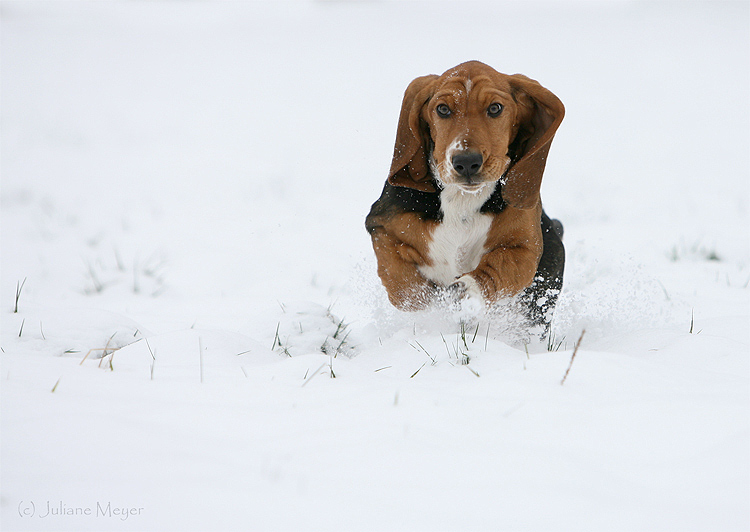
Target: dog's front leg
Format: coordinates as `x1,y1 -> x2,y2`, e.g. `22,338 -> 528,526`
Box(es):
451,244 -> 541,307
370,228 -> 437,311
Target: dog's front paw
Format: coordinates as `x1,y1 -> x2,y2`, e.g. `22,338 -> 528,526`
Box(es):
445,279 -> 468,302
448,275 -> 484,302
446,275 -> 486,318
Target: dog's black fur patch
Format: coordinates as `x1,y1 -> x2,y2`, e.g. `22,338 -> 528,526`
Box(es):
366,181 -> 443,229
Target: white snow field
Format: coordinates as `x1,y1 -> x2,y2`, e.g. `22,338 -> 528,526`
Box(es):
1,1 -> 748,531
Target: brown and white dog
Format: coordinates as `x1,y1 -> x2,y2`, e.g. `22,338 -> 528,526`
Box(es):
365,61 -> 565,329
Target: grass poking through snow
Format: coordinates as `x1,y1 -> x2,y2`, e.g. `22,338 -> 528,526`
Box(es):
466,365 -> 480,377
302,362 -> 327,387
410,362 -> 426,379
547,332 -> 566,352
409,340 -> 436,365
271,323 -> 281,351
14,277 -> 26,313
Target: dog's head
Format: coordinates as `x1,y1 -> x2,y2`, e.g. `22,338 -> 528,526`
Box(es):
388,61 -> 564,209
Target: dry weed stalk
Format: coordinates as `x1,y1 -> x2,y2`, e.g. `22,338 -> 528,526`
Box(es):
560,329 -> 586,386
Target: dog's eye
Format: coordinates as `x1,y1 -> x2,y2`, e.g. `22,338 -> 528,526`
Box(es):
436,104 -> 452,118
487,103 -> 504,118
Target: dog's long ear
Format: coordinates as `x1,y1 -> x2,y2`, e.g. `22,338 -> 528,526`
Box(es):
503,74 -> 565,209
388,74 -> 439,192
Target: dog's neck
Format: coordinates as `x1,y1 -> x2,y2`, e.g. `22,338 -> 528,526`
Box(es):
438,182 -> 497,220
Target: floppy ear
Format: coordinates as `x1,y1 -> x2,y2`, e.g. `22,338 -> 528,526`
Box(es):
388,74 -> 439,192
503,74 -> 565,209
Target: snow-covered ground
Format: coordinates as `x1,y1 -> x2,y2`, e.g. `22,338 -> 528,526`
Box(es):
1,1 -> 748,530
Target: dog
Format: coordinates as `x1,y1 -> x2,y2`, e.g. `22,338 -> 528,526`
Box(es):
365,61 -> 565,330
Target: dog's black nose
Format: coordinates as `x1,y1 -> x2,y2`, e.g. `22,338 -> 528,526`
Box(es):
451,151 -> 483,178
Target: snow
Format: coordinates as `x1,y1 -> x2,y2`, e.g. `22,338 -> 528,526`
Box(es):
1,1 -> 748,531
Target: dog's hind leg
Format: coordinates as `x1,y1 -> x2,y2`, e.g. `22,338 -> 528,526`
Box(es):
518,210 -> 565,337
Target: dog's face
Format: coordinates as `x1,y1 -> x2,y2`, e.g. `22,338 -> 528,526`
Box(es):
388,61 -> 564,208
424,67 -> 522,191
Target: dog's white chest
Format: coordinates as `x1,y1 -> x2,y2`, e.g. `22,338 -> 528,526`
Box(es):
418,185 -> 495,286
